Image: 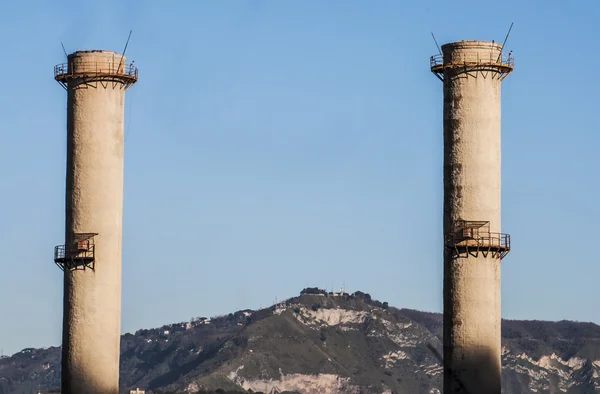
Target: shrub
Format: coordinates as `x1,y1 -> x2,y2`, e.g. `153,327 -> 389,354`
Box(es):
233,336 -> 248,348
300,287 -> 327,295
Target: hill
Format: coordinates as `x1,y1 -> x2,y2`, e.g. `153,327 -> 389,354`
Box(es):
2,289 -> 600,394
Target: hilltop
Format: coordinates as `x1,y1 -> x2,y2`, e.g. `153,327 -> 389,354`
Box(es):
2,289 -> 600,394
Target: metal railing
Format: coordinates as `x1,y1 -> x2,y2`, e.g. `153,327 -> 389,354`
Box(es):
54,62 -> 138,79
430,52 -> 514,69
446,232 -> 510,250
54,244 -> 95,260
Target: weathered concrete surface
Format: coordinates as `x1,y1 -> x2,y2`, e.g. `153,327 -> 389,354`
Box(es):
441,41 -> 508,394
61,50 -> 130,394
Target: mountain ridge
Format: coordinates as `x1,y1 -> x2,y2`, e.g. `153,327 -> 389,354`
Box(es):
2,288 -> 600,394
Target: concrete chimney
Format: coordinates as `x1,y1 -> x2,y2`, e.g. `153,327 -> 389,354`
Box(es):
430,40 -> 513,393
53,50 -> 138,394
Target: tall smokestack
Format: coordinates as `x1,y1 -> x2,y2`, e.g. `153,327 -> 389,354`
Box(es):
53,50 -> 138,394
430,40 -> 513,393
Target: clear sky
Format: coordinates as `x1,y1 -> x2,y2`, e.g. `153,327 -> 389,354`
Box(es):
1,0 -> 599,356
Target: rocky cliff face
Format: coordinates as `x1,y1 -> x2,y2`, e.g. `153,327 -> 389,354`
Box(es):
2,291 -> 600,394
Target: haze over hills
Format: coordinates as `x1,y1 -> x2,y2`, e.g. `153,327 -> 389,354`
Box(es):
2,289 -> 600,394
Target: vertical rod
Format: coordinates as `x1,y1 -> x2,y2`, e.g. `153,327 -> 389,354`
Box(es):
431,32 -> 443,56
117,30 -> 133,74
497,23 -> 514,62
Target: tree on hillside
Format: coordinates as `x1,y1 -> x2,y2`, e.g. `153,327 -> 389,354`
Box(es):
354,291 -> 372,302
300,287 -> 327,295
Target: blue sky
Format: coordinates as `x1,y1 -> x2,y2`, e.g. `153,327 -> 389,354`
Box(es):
1,0 -> 599,355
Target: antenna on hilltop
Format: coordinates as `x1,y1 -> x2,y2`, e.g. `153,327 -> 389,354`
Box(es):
497,22 -> 514,62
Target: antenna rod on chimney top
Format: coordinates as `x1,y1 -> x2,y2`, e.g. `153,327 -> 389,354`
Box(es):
117,30 -> 133,73
497,22 -> 514,62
